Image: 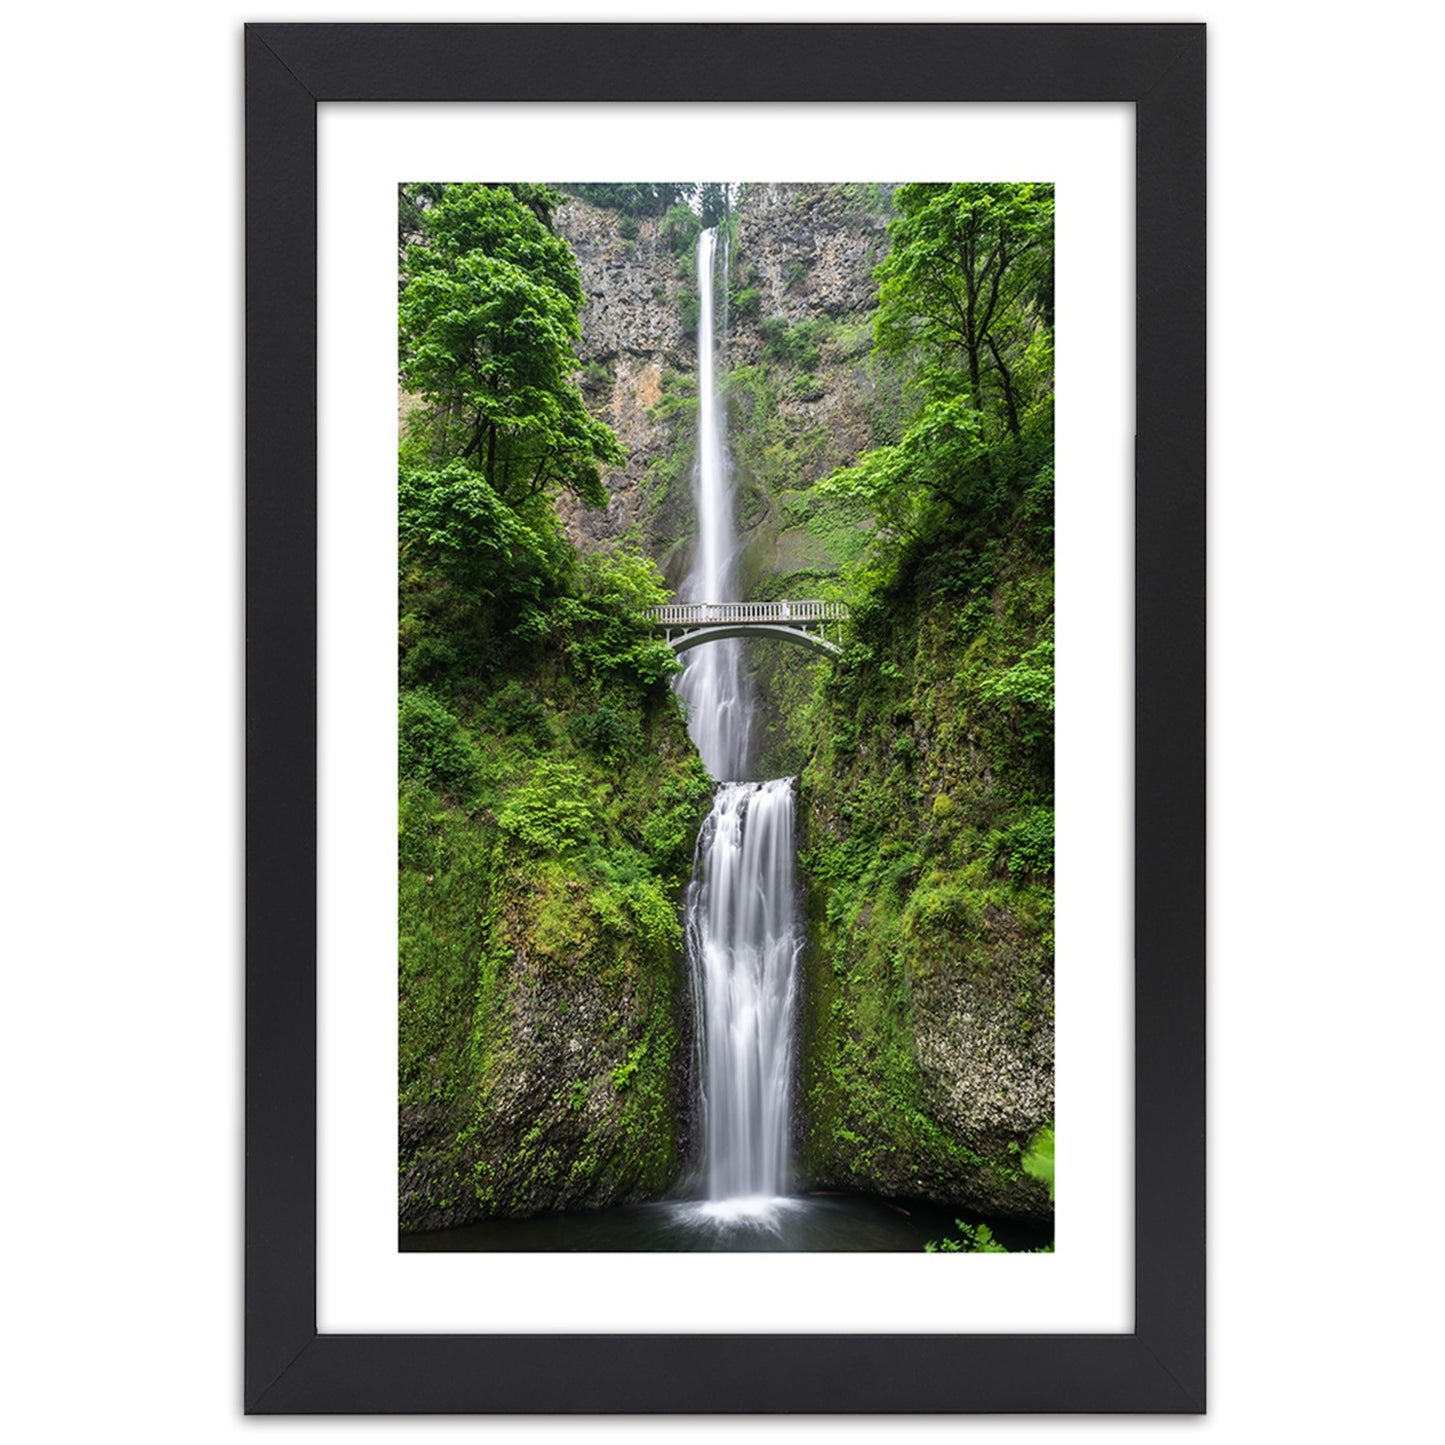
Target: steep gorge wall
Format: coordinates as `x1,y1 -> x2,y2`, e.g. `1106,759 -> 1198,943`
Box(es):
397,659 -> 714,1234
796,532 -> 1056,1222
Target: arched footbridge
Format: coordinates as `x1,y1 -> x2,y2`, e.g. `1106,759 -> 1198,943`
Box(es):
645,601 -> 849,658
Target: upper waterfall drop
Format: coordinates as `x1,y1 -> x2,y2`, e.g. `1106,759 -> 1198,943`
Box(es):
674,224 -> 751,783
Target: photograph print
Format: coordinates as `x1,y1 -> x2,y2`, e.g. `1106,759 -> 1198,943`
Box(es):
396,179 -> 1055,1253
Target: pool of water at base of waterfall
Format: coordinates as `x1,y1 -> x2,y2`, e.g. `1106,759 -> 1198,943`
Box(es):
399,1191 -> 1053,1253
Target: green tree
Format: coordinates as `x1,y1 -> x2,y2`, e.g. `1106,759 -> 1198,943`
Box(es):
560,183 -> 691,218
398,458 -> 567,612
399,183 -> 623,507
875,182 -> 1054,440
819,183 -> 1055,555
695,182 -> 729,228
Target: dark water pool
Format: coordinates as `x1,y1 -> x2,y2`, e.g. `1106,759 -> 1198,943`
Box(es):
400,1192 -> 1052,1253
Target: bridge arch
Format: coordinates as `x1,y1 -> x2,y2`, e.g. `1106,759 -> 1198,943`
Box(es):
667,623 -> 840,658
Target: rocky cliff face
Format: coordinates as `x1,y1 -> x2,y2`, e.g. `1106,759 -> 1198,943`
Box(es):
552,197 -> 694,581
556,185 -> 894,596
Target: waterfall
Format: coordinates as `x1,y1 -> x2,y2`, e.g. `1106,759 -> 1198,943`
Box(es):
676,219 -> 802,1206
686,779 -> 801,1201
675,225 -> 750,782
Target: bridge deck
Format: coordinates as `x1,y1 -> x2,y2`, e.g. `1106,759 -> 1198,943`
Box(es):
645,601 -> 848,627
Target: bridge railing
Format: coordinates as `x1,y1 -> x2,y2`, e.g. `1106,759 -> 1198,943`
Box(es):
644,601 -> 849,626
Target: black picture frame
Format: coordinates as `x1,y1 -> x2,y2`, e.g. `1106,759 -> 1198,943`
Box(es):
246,21 -> 1204,1414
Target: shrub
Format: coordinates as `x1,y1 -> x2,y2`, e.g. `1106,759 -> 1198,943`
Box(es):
730,285 -> 761,318
638,761 -> 714,877
989,806 -> 1054,881
977,638 -> 1054,741
398,691 -> 481,798
568,704 -> 642,764
661,202 -> 701,256
925,1220 -> 1009,1253
497,760 -> 598,855
1022,1125 -> 1055,1199
759,315 -> 827,371
578,360 -> 612,393
564,549 -> 682,692
480,679 -> 551,748
399,634 -> 457,687
677,288 -> 700,336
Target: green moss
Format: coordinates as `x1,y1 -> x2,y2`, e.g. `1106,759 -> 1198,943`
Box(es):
398,550 -> 713,1231
1022,1125 -> 1055,1199
795,522 -> 1055,1217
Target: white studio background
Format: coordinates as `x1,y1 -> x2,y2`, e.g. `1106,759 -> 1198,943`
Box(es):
2,2 -> 1437,1443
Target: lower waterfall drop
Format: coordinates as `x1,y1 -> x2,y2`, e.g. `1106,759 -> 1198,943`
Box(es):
686,778 -> 801,1203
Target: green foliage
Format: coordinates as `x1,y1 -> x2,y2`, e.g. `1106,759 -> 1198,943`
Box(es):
819,394 -> 1042,552
567,703 -> 642,764
695,183 -> 729,228
925,1219 -> 1009,1253
396,181 -> 715,1231
638,763 -> 716,882
978,637 -> 1054,741
989,806 -> 1054,881
649,367 -> 698,424
479,680 -> 552,747
796,181 -> 1055,1215
759,315 -> 828,372
557,548 -> 683,692
399,458 -> 567,609
398,691 -> 482,797
661,202 -> 701,256
590,868 -> 682,952
399,633 -> 457,688
560,182 -> 691,219
1022,1125 -> 1055,1199
398,181 -> 445,247
810,181 -> 1055,589
677,287 -> 701,336
399,183 -> 623,509
398,782 -> 497,1107
578,359 -> 612,392
730,285 -> 761,318
875,182 -> 1054,442
611,1041 -> 648,1091
496,760 -> 598,855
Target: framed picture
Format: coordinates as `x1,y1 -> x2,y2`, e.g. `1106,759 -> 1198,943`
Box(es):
247,21 -> 1203,1413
